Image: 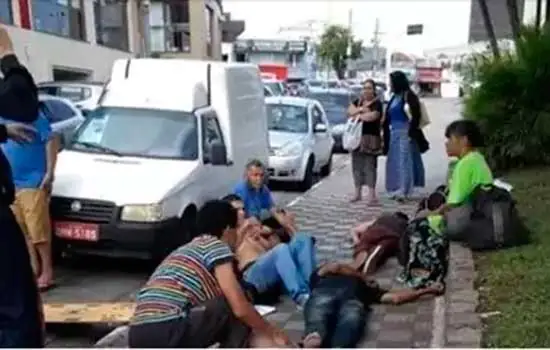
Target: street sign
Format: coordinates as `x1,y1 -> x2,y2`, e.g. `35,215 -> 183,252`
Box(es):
407,24 -> 423,35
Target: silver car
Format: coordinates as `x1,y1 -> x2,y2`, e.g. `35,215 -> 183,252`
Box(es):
265,96 -> 334,191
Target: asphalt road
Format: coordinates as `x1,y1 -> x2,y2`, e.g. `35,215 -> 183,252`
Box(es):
43,154 -> 349,347
44,98 -> 462,347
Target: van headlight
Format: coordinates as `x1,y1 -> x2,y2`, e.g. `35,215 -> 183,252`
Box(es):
274,142 -> 303,157
121,204 -> 163,222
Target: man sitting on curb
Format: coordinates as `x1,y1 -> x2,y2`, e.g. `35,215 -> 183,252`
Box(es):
224,194 -> 316,308
128,200 -> 292,348
233,159 -> 296,234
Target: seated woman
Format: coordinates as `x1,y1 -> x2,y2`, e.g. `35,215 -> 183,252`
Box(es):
302,262 -> 443,348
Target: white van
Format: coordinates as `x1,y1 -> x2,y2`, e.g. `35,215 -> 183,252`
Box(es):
50,59 -> 269,260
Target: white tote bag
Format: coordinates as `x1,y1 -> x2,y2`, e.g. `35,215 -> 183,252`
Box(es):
342,118 -> 363,151
404,99 -> 431,128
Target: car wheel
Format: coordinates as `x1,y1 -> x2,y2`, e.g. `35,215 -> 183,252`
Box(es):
152,207 -> 196,264
320,154 -> 332,177
298,158 -> 315,192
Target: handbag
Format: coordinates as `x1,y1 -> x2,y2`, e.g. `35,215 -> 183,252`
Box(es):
359,134 -> 383,155
342,118 -> 363,151
404,92 -> 431,128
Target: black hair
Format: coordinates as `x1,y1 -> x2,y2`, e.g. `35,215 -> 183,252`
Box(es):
394,212 -> 409,222
221,194 -> 242,203
444,120 -> 484,148
246,159 -> 265,170
389,70 -> 411,94
196,200 -> 238,238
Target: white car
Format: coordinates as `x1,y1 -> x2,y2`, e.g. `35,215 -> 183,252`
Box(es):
266,96 -> 334,191
263,79 -> 286,96
39,94 -> 85,147
37,81 -> 104,112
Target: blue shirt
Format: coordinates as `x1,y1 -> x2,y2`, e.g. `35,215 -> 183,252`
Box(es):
0,114 -> 52,190
388,95 -> 409,127
233,180 -> 274,219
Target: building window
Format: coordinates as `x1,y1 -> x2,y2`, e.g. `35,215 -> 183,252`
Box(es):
205,6 -> 213,57
149,0 -> 190,53
31,0 -> 85,40
94,0 -> 129,51
0,0 -> 12,24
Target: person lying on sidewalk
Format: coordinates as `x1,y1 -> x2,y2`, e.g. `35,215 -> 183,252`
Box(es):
128,200 -> 293,348
224,194 -> 316,308
301,262 -> 443,348
350,211 -> 409,275
233,159 -> 296,235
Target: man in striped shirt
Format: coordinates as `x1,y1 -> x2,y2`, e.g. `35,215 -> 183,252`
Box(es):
128,200 -> 292,348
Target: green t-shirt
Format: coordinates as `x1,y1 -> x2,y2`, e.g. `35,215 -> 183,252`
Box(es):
447,151 -> 493,205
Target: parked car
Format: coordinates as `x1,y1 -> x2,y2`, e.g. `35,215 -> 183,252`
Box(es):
309,90 -> 356,152
265,96 -> 334,191
263,79 -> 286,96
37,81 -> 104,112
39,94 -> 85,148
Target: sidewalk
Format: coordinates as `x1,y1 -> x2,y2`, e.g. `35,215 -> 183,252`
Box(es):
95,159 -> 482,348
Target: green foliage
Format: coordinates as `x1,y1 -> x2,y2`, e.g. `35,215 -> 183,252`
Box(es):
317,25 -> 362,79
463,25 -> 550,171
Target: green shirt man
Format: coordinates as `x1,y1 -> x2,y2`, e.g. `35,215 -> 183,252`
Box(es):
447,151 -> 493,205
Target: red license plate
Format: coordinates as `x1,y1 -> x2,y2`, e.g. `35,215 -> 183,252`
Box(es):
54,222 -> 99,242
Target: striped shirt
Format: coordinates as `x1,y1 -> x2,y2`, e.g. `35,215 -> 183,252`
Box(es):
131,235 -> 234,325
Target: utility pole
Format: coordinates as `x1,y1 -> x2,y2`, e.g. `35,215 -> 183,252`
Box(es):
371,18 -> 382,77
346,8 -> 353,79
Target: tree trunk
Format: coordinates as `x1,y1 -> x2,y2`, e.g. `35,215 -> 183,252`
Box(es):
506,0 -> 521,41
478,0 -> 501,58
546,0 -> 550,24
535,0 -> 542,28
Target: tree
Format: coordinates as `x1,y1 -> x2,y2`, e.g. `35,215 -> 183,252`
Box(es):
317,25 -> 363,79
505,0 -> 521,42
478,0 -> 501,58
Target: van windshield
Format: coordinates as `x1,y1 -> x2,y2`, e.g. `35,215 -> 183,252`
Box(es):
69,107 -> 198,160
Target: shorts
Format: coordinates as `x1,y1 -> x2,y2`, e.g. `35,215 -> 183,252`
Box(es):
11,189 -> 51,245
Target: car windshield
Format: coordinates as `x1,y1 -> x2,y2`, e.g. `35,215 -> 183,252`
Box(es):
266,104 -> 309,133
264,82 -> 283,95
70,107 -> 198,160
310,93 -> 354,124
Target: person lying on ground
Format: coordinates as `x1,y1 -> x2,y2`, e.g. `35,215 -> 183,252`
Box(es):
224,194 -> 316,308
128,200 -> 293,348
302,262 -> 444,348
0,26 -> 45,348
233,159 -> 296,234
350,212 -> 409,275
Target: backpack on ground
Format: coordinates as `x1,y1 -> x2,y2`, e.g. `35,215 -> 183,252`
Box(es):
463,185 -> 529,251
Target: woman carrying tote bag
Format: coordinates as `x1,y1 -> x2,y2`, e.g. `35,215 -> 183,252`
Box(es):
347,79 -> 383,204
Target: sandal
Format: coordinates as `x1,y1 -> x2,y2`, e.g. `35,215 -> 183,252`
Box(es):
38,281 -> 57,292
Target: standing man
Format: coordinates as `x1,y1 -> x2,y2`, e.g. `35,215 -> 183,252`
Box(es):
0,26 -> 45,347
233,159 -> 295,234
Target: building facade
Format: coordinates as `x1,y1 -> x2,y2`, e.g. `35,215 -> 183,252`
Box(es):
468,0 -> 526,42
0,0 -> 243,82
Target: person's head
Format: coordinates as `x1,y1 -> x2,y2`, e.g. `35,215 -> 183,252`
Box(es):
444,120 -> 484,157
222,193 -> 246,227
245,159 -> 266,189
196,200 -> 239,249
361,79 -> 377,100
389,71 -> 411,94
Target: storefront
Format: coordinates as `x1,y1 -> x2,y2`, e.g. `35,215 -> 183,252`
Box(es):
416,66 -> 443,97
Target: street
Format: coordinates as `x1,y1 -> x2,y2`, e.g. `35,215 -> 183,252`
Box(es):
44,98 -> 461,347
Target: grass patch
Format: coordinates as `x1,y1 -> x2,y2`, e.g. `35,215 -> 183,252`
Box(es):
476,167 -> 550,347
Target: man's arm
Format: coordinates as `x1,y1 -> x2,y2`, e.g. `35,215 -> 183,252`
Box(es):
0,54 -> 39,123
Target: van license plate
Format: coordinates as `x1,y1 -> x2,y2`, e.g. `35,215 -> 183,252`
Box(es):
54,222 -> 99,241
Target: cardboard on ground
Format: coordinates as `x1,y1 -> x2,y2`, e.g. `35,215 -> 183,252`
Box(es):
44,302 -> 276,324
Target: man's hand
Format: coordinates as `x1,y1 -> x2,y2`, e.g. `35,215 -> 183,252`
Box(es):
0,26 -> 14,57
5,123 -> 36,143
40,172 -> 54,192
270,328 -> 294,347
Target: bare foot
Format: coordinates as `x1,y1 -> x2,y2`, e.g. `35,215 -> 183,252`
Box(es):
302,332 -> 322,348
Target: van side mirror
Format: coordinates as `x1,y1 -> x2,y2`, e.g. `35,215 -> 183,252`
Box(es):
314,123 -> 328,133
210,142 -> 228,165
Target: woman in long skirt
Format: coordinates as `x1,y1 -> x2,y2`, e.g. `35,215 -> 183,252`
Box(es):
383,71 -> 426,202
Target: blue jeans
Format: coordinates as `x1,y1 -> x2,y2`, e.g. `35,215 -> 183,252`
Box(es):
304,281 -> 367,348
243,232 -> 316,302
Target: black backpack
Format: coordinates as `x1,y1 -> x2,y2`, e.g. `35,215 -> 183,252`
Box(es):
463,185 -> 529,251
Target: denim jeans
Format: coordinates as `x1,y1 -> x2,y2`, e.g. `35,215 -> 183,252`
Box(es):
243,232 -> 316,302
304,276 -> 367,348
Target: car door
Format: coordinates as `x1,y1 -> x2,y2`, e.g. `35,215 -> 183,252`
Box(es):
310,103 -> 332,168
200,110 -> 231,198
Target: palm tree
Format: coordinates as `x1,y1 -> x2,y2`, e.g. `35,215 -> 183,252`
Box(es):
535,0 -> 542,28
478,0 -> 500,58
505,0 -> 521,41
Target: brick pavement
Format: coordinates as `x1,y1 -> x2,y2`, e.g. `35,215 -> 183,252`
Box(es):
95,158 -> 482,348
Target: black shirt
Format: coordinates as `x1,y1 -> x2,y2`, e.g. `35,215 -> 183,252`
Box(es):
352,98 -> 383,136
310,271 -> 387,306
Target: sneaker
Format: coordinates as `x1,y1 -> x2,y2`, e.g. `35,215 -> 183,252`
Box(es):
296,294 -> 310,310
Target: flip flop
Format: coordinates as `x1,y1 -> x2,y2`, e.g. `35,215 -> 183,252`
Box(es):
38,282 -> 57,292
